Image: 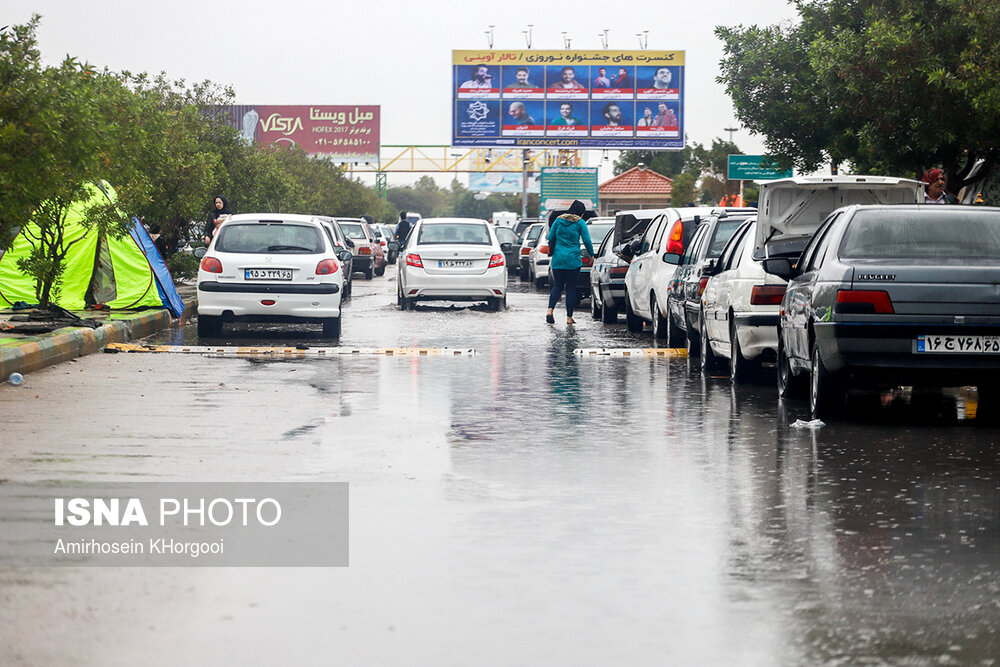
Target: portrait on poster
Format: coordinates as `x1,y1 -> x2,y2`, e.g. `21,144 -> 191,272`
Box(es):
635,101 -> 680,138
590,101 -> 633,137
502,66 -> 544,100
591,66 -> 634,100
456,64 -> 500,99
502,100 -> 545,137
546,101 -> 589,137
635,65 -> 680,100
545,65 -> 589,100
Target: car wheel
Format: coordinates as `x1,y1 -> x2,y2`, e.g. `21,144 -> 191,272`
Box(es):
591,291 -> 602,320
810,339 -> 845,418
729,319 -> 755,383
665,301 -> 684,348
651,295 -> 667,340
322,317 -> 341,337
397,283 -> 407,310
777,336 -> 807,399
534,271 -> 546,289
197,314 -> 222,338
601,298 -> 618,324
488,296 -> 504,312
374,263 -> 385,277
685,310 -> 701,357
700,311 -> 722,373
519,262 -> 529,281
625,293 -> 643,333
364,266 -> 374,280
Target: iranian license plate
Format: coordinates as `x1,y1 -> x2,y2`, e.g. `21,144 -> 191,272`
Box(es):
244,268 -> 292,280
916,335 -> 1000,354
438,260 -> 473,268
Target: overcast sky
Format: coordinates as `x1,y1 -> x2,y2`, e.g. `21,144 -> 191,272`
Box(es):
8,0 -> 799,184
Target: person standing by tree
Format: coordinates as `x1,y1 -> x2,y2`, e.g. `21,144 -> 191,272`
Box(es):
203,196 -> 232,245
545,200 -> 594,325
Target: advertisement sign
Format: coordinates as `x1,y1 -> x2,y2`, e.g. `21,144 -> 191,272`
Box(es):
453,51 -> 685,150
216,105 -> 380,162
540,167 -> 599,216
469,172 -> 540,194
727,154 -> 793,180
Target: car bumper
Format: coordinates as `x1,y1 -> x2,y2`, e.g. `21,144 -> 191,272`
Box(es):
352,256 -> 373,270
400,267 -> 506,300
732,312 -> 780,361
598,280 -> 626,308
198,281 -> 342,319
816,321 -> 1000,386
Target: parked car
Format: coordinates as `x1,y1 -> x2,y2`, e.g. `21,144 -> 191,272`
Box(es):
196,213 -> 352,337
620,206 -> 756,336
667,211 -> 755,349
518,222 -> 543,280
317,217 -> 354,297
515,217 -> 541,240
589,226 -> 627,323
699,218 -> 787,381
396,217 -> 510,311
337,218 -> 386,279
765,205 -> 1000,418
494,225 -> 520,275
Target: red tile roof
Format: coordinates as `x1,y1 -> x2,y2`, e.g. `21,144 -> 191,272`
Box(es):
599,166 -> 673,194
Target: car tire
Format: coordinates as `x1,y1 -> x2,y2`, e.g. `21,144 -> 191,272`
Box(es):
810,339 -> 845,418
729,318 -> 755,383
777,336 -> 807,399
197,314 -> 222,338
651,295 -> 667,340
364,265 -> 374,280
665,301 -> 684,348
520,262 -> 529,281
397,283 -> 408,310
685,310 -> 701,357
591,291 -> 602,320
700,311 -> 722,373
534,271 -> 546,289
374,263 -> 385,277
488,296 -> 504,312
625,293 -> 643,333
322,317 -> 341,337
601,298 -> 618,324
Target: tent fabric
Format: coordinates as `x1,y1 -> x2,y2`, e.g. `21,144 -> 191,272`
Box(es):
0,183 -> 179,316
129,218 -> 184,318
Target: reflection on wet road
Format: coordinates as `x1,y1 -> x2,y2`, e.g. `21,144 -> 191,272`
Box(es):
1,274 -> 998,665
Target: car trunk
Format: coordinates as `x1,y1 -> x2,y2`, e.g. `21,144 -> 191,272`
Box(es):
755,177 -> 923,259
612,212 -> 658,249
850,261 -> 1000,317
417,245 -> 495,275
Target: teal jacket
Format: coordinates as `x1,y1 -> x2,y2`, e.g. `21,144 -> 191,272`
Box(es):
547,214 -> 595,270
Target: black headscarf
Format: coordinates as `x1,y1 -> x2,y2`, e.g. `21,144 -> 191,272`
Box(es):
568,200 -> 586,217
211,196 -> 233,220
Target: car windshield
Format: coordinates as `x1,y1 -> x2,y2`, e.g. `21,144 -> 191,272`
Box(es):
841,209 -> 1000,259
339,223 -> 368,240
418,223 -> 491,245
215,222 -> 323,254
588,223 -> 613,244
706,219 -> 746,257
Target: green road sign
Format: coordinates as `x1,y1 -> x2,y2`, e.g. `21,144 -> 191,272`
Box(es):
727,155 -> 792,180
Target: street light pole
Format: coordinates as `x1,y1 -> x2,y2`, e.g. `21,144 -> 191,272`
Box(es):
723,127 -> 738,144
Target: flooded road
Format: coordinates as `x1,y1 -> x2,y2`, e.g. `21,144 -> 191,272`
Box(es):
1,272 -> 998,665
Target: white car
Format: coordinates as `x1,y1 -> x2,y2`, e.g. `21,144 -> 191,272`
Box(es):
396,217 -> 509,311
699,219 -> 787,381
518,222 -> 543,280
196,213 -> 352,337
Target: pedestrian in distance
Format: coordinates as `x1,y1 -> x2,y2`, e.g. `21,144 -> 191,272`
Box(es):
203,196 -> 233,245
394,211 -> 412,245
545,200 -> 595,325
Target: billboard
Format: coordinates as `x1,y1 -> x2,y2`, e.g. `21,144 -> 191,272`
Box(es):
727,154 -> 793,180
469,172 -> 541,194
216,105 -> 380,162
453,51 -> 684,150
540,167 -> 599,216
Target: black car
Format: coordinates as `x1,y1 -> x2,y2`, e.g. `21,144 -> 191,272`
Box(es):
667,211 -> 755,350
764,204 -> 1000,418
589,226 -> 628,323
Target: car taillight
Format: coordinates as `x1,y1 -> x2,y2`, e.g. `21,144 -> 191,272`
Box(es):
520,247 -> 531,255
750,284 -> 786,305
539,245 -> 549,255
359,246 -> 372,255
488,254 -> 505,268
836,289 -> 894,314
582,256 -> 593,267
665,219 -> 684,254
315,259 -> 339,275
698,277 -> 709,296
405,253 -> 423,268
610,267 -> 628,278
200,257 -> 222,273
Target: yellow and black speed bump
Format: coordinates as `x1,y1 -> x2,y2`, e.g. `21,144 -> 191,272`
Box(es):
573,348 -> 688,358
104,343 -> 476,357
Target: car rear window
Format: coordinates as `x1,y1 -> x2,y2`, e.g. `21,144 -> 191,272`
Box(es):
840,209 -> 1000,259
215,223 -> 324,254
339,223 -> 368,240
418,223 -> 491,245
706,220 -> 745,257
588,223 -> 613,244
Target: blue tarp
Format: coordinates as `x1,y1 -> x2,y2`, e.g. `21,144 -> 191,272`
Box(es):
128,218 -> 185,318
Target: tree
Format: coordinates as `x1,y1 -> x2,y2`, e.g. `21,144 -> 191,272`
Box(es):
716,0 -> 1000,187
614,147 -> 688,178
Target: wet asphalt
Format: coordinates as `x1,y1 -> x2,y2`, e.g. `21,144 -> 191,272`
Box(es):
0,268 -> 998,665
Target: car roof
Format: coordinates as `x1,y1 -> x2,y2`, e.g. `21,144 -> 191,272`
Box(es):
418,217 -> 489,224
224,213 -> 327,225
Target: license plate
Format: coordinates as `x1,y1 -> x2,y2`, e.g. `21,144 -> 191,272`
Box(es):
244,268 -> 292,280
916,335 -> 1000,354
438,260 -> 473,268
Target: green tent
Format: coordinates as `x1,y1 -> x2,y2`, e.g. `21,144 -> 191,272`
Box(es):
0,183 -> 164,311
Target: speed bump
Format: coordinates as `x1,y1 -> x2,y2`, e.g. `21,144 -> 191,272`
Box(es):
104,343 -> 476,357
574,347 -> 688,358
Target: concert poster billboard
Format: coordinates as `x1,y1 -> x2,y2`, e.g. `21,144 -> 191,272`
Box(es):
215,105 -> 380,162
453,51 -> 684,150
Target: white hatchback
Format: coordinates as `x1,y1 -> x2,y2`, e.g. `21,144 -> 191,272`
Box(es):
396,218 -> 509,311
196,213 -> 352,337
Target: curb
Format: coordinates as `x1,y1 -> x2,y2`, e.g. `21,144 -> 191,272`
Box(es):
1,307 -> 182,379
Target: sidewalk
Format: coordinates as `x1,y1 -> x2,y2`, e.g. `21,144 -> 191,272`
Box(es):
0,283 -> 195,379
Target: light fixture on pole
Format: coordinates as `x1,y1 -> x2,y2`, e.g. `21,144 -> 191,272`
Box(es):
636,31 -> 648,49
724,126 -> 739,143
599,29 -> 609,49
485,25 -> 494,49
562,32 -> 572,50
523,25 -> 533,49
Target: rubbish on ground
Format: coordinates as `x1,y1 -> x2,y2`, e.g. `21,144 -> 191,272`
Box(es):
8,372 -> 23,385
790,418 -> 825,429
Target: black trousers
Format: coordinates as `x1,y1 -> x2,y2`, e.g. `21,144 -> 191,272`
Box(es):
548,268 -> 581,316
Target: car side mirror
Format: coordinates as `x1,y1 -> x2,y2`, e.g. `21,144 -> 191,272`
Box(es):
762,257 -> 796,280
661,252 -> 681,265
194,247 -> 207,259
388,241 -> 399,252
500,242 -> 512,252
338,249 -> 353,262
345,238 -> 356,248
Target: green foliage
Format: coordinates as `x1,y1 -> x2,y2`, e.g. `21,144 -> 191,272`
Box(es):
386,177 -> 538,220
716,0 -> 1000,183
614,138 -> 743,206
166,251 -> 199,281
